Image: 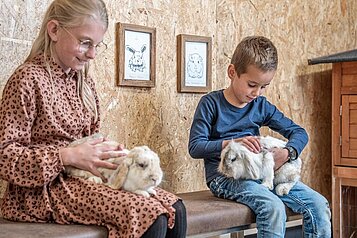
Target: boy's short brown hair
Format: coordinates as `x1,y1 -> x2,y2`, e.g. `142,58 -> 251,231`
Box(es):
231,36 -> 278,76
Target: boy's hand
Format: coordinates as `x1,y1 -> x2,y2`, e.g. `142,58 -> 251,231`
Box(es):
270,147 -> 289,170
233,136 -> 261,153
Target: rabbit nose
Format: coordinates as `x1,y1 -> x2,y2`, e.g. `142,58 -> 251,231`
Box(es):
150,175 -> 159,182
151,177 -> 161,186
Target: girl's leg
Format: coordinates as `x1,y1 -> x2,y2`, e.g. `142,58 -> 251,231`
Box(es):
209,175 -> 286,238
142,200 -> 187,238
279,181 -> 331,238
141,215 -> 167,238
50,177 -> 179,238
166,200 -> 187,238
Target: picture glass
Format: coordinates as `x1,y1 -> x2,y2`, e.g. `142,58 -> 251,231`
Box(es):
124,30 -> 151,81
184,41 -> 207,87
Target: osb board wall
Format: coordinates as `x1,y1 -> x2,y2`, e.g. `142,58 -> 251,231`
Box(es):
0,0 -> 356,203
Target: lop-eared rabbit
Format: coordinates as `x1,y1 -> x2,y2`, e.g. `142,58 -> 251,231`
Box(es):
219,136 -> 301,196
65,134 -> 163,198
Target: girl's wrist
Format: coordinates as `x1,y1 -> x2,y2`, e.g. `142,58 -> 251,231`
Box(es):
59,147 -> 71,166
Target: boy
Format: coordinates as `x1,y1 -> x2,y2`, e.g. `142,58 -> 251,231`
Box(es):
188,36 -> 331,237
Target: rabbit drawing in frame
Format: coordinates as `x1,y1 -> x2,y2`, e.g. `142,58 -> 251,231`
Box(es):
218,136 -> 302,196
186,53 -> 204,78
126,44 -> 147,72
65,134 -> 163,198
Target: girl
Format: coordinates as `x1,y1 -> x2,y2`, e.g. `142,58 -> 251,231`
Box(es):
0,1 -> 186,237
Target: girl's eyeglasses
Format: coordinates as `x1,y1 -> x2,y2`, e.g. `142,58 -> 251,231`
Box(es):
62,27 -> 107,55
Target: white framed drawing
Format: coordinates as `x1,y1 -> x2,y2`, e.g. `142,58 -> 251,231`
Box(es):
116,23 -> 156,87
177,34 -> 212,93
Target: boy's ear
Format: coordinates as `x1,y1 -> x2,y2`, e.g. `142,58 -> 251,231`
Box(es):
227,64 -> 236,79
47,20 -> 60,42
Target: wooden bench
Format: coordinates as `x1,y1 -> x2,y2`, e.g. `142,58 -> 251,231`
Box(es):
0,190 -> 302,238
0,218 -> 108,238
180,190 -> 302,238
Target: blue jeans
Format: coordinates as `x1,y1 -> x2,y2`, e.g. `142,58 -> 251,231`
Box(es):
209,175 -> 331,238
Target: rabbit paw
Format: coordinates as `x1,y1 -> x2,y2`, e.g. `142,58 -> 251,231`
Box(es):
275,183 -> 292,196
134,190 -> 150,198
261,181 -> 274,190
147,188 -> 157,196
88,176 -> 103,184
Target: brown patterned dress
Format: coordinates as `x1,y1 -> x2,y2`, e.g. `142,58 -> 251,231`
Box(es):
0,54 -> 179,238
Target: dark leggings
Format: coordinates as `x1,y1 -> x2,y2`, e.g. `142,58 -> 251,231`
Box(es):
141,200 -> 187,238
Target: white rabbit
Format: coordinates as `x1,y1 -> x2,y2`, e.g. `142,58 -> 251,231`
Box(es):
218,136 -> 301,196
65,134 -> 163,198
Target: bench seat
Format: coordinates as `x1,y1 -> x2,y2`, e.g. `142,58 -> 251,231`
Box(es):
0,190 -> 302,238
178,190 -> 302,238
0,217 -> 107,238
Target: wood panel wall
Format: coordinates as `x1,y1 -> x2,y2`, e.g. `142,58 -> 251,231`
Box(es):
1,0 -> 356,203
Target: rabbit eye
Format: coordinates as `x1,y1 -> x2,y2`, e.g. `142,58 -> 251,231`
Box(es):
225,153 -> 236,162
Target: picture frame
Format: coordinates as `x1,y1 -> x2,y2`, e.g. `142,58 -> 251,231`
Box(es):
177,34 -> 212,93
116,23 -> 156,87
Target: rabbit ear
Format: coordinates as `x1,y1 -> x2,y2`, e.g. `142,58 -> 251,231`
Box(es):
126,45 -> 135,54
141,44 -> 147,53
242,152 -> 260,179
107,157 -> 132,189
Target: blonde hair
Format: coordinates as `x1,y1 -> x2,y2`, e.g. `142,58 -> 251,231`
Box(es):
231,36 -> 278,76
26,0 -> 109,122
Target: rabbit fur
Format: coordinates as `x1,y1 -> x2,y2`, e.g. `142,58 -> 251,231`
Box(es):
218,136 -> 301,196
65,134 -> 163,198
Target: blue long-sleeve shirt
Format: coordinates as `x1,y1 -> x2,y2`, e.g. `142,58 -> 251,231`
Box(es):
188,89 -> 308,184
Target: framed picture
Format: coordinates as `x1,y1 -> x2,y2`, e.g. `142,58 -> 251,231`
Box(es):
116,23 -> 156,87
177,34 -> 212,93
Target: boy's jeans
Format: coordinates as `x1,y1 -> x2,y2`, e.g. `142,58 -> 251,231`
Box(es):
209,175 -> 331,238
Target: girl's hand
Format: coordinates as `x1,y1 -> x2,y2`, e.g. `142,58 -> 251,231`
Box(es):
270,147 -> 289,170
60,137 -> 127,181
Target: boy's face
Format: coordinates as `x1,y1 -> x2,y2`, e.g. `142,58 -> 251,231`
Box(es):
225,64 -> 275,108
